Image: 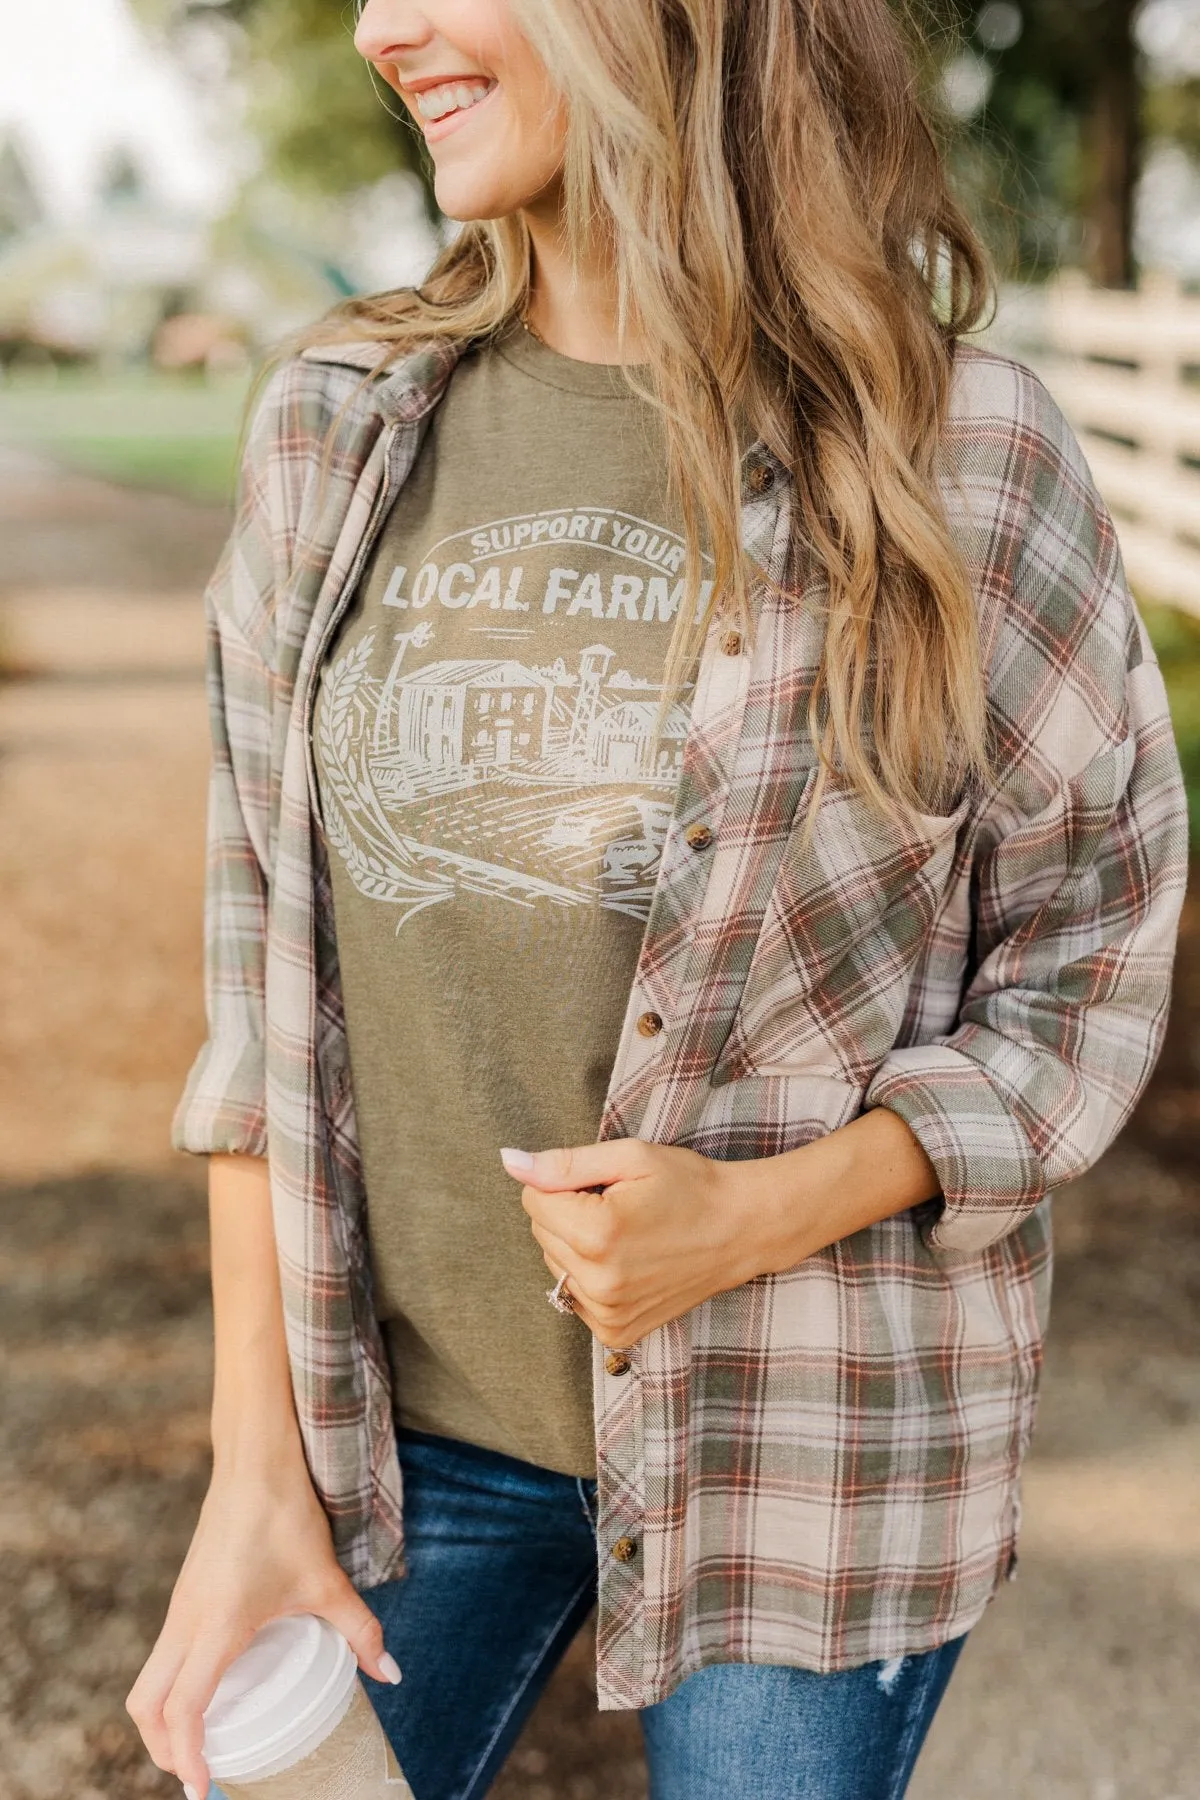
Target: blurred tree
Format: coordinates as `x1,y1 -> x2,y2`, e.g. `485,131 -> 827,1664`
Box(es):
134,0 -> 437,216
138,0 -> 1186,289
0,136 -> 44,242
97,148 -> 149,205
914,0 -> 1148,285
1147,77 -> 1200,161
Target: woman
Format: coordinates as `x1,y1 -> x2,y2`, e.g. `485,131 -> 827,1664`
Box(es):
126,0 -> 1188,1796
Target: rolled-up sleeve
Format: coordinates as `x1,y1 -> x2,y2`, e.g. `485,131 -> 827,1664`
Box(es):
171,377 -> 286,1157
866,383 -> 1189,1253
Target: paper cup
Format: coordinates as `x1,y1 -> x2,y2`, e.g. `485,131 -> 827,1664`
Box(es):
202,1615 -> 412,1798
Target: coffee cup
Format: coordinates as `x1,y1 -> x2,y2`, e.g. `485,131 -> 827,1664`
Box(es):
198,1614 -> 412,1798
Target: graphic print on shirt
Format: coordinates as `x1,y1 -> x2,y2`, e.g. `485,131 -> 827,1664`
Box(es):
317,506 -> 709,934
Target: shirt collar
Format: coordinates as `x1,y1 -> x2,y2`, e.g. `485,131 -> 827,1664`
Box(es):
297,333 -> 788,484
298,335 -> 465,424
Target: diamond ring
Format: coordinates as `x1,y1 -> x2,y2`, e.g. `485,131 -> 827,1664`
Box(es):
546,1271 -> 575,1315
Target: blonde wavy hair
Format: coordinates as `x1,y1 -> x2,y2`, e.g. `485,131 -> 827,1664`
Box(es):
282,0 -> 994,820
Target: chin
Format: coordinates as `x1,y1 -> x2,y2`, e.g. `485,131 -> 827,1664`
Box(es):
432,175 -> 527,222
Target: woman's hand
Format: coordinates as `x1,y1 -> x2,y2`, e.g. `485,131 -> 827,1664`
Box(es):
501,1110 -> 940,1348
501,1138 -> 778,1347
125,1439 -> 401,1800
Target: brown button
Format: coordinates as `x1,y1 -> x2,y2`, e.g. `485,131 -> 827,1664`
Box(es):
636,1010 -> 664,1037
685,823 -> 714,851
747,461 -> 775,494
612,1536 -> 638,1563
720,630 -> 743,656
605,1351 -> 632,1377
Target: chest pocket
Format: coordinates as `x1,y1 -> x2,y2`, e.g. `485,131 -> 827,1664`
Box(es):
713,779 -> 970,1086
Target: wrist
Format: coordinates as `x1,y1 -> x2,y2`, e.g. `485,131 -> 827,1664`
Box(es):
717,1143 -> 815,1282
721,1129 -> 860,1281
722,1108 -> 939,1282
210,1404 -> 307,1478
209,1445 -> 313,1509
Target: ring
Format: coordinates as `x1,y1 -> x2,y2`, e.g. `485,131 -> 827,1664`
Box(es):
546,1271 -> 575,1315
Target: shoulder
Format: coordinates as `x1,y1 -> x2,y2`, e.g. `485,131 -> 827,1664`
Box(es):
242,328 -> 463,501
215,327 -> 461,660
944,341 -> 1132,635
241,345 -> 389,494
204,348 -> 386,666
943,344 -> 1144,794
943,344 -> 1131,606
942,340 -> 1094,515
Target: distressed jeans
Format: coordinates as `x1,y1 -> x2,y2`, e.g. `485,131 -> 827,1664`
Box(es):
343,1429 -> 968,1800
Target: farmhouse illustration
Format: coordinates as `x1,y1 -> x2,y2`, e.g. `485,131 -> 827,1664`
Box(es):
317,627 -> 692,930
369,637 -> 688,789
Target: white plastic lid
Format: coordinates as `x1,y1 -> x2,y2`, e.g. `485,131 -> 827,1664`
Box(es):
202,1615 -> 358,1782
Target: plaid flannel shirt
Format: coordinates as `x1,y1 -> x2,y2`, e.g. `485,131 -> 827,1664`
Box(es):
173,332 -> 1187,1708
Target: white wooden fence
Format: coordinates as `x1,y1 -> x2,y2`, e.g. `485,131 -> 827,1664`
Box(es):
1002,273 -> 1200,620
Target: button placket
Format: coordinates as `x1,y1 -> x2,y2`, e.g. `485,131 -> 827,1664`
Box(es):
605,595 -> 759,1117
593,1323 -> 647,1705
591,463 -> 788,1710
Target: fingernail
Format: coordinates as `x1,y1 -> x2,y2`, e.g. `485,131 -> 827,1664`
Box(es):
378,1651 -> 402,1685
500,1146 -> 535,1172
182,1784 -> 200,1800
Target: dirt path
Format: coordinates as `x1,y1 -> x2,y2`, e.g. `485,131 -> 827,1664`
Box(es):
0,449 -> 1197,1800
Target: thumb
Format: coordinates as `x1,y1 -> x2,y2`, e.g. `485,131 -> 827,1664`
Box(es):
500,1139 -> 646,1193
316,1585 -> 402,1688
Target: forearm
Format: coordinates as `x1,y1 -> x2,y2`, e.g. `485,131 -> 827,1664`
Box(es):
516,1111 -> 944,1348
130,1151 -> 395,1797
208,1154 -> 307,1474
739,1107 -> 941,1280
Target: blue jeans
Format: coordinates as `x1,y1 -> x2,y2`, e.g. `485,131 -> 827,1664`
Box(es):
346,1430 -> 967,1800
211,1429 -> 964,1798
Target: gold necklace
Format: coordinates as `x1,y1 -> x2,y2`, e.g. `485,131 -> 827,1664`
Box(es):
520,305 -> 547,347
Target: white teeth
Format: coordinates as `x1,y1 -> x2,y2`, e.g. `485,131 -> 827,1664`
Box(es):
415,79 -> 495,123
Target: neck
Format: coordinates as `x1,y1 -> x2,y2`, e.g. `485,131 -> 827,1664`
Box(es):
519,187 -> 647,366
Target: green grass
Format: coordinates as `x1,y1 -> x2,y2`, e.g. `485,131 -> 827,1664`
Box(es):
1142,603 -> 1200,847
0,366 -> 249,506
50,434 -> 241,506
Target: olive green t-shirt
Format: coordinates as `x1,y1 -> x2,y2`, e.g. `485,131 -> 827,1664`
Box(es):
314,319 -> 746,1474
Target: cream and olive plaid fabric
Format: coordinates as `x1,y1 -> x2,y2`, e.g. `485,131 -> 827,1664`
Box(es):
173,334 -> 1187,1708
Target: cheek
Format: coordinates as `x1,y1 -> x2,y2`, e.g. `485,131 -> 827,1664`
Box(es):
517,95 -> 568,184
479,73 -> 565,190
430,93 -> 564,216
490,29 -> 567,179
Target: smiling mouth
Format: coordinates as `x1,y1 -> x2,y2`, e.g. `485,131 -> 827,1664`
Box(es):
411,77 -> 498,125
